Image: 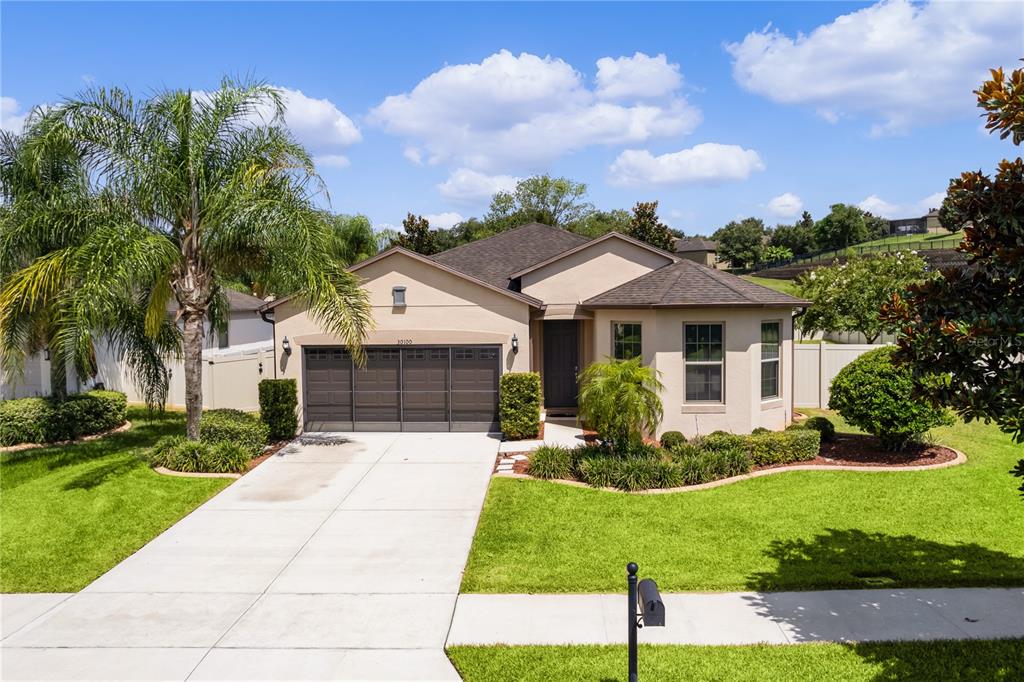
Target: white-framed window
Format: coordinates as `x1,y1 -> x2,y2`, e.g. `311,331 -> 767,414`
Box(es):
761,320 -> 781,399
684,323 -> 724,402
612,322 -> 642,360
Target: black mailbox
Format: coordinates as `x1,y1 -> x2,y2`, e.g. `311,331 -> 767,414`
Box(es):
637,578 -> 665,627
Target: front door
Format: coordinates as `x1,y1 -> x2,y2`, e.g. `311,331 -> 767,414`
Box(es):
543,320 -> 579,408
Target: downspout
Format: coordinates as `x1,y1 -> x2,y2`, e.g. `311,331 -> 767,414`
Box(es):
260,308 -> 277,379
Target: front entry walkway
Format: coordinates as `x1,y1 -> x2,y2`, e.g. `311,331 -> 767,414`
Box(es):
1,432 -> 499,681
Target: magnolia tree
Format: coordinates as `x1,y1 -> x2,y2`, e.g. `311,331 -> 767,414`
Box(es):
797,251 -> 929,343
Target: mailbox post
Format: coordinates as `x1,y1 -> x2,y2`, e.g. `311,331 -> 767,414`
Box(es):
627,562 -> 665,682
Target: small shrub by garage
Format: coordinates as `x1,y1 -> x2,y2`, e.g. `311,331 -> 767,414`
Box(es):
199,409 -> 269,458
829,346 -> 953,450
746,429 -> 821,466
258,379 -> 298,440
0,390 -> 127,446
499,372 -> 542,440
146,436 -> 250,474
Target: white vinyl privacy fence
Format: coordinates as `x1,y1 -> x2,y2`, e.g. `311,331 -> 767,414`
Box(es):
794,343 -> 888,409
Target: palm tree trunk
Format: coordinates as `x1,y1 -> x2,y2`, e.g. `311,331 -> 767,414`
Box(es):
182,310 -> 204,440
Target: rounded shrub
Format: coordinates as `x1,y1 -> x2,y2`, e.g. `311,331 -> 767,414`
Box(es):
803,416 -> 836,442
258,379 -> 298,441
746,429 -> 821,466
199,409 -> 269,457
829,346 -> 952,450
751,427 -> 770,435
659,431 -> 686,450
0,390 -> 127,446
527,445 -> 573,480
694,431 -> 746,453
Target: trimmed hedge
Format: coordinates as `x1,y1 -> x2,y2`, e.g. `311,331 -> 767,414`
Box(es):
746,429 -> 821,467
0,390 -> 127,446
499,372 -> 542,440
659,431 -> 686,450
259,379 -> 298,440
199,409 -> 269,458
146,436 -> 251,474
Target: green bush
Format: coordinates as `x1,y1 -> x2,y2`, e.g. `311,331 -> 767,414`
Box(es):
621,441 -> 664,460
829,346 -> 953,449
527,445 -> 573,480
675,448 -> 752,485
751,427 -> 770,435
659,431 -> 686,449
615,457 -> 665,491
499,372 -> 542,440
694,431 -> 746,453
577,456 -> 620,488
578,358 -> 663,448
258,379 -> 298,440
199,409 -> 269,457
0,390 -> 127,446
803,416 -> 836,442
146,436 -> 250,474
746,429 -> 821,466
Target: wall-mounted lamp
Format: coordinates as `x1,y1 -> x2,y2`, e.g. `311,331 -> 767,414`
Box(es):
281,336 -> 292,355
392,285 -> 407,307
43,347 -> 50,361
511,333 -> 519,355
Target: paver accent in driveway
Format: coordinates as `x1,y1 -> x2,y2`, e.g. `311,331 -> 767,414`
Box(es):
2,432 -> 499,681
447,588 -> 1024,646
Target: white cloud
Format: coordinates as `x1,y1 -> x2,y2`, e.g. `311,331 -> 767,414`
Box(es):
608,143 -> 765,187
1,97 -> 31,133
369,50 -> 700,172
423,212 -> 464,229
437,168 -> 519,204
403,147 -> 423,165
726,0 -> 1022,135
595,52 -> 682,100
857,191 -> 944,219
766,192 -> 803,218
313,154 -> 351,169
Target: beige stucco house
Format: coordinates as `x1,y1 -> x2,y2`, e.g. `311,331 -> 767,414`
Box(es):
262,223 -> 808,438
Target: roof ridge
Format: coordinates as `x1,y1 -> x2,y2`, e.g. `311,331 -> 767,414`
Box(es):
659,262 -> 690,304
430,222 -> 576,259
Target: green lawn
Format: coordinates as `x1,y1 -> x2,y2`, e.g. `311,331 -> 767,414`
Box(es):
0,407 -> 230,592
448,640 -> 1024,681
462,413 -> 1024,593
742,275 -> 800,297
792,231 -> 964,265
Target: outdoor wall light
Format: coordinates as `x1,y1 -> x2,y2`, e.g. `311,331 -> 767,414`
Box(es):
511,333 -> 519,354
281,336 -> 292,355
43,347 -> 50,361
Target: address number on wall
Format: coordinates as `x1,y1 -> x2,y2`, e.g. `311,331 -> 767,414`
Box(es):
396,339 -> 414,345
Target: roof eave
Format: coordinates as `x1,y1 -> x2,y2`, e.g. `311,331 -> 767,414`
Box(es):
507,231 -> 677,279
582,301 -> 810,309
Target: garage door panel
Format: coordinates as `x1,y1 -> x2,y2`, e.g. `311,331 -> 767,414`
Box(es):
402,391 -> 448,423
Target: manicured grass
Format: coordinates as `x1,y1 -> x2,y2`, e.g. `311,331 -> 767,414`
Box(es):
462,414 -> 1024,593
448,640 -> 1024,681
742,275 -> 800,297
0,408 -> 230,592
792,231 -> 964,265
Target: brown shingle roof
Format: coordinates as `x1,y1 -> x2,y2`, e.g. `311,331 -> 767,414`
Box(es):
582,259 -> 809,308
430,222 -> 591,288
674,237 -> 717,253
167,288 -> 266,313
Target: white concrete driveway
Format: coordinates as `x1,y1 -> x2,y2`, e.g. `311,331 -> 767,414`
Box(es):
1,432 -> 499,681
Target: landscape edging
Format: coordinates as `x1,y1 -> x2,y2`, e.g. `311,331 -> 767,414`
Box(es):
0,421 -> 133,454
153,466 -> 241,480
495,448 -> 967,494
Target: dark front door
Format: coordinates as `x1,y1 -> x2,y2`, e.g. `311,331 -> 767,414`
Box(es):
543,320 -> 579,408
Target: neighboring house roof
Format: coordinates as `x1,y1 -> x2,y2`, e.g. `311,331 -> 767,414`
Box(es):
167,288 -> 266,314
582,259 -> 809,308
507,231 -> 676,279
674,237 -> 717,253
430,222 -> 591,288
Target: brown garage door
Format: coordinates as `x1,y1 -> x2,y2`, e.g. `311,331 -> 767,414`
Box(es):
303,345 -> 500,432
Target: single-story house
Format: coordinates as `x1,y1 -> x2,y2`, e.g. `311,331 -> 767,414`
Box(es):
673,237 -> 719,268
261,222 -> 808,438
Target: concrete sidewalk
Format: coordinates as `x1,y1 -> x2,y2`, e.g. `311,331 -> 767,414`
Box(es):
447,588 -> 1024,646
2,432 -> 499,681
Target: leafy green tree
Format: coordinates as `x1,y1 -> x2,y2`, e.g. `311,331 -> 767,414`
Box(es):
863,212 -> 890,240
814,204 -> 869,250
763,245 -> 793,263
573,209 -> 631,238
484,175 -> 593,231
626,201 -> 675,251
769,220 -> 815,256
578,357 -> 663,450
396,213 -> 439,255
798,251 -> 928,343
1,79 -> 372,439
712,217 -> 765,268
883,65 -> 1024,466
327,213 -> 377,265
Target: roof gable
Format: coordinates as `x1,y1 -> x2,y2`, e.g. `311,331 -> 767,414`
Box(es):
508,231 -> 676,279
582,259 -> 809,308
429,222 -> 590,288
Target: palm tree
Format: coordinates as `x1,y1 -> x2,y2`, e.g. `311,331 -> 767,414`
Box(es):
0,126 -> 178,404
578,357 -> 664,449
327,213 -> 378,266
4,79 -> 371,438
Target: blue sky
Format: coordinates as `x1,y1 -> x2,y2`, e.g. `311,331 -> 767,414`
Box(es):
2,1 -> 1019,235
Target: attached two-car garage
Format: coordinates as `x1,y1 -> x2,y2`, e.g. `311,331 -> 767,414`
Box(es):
303,345 -> 501,432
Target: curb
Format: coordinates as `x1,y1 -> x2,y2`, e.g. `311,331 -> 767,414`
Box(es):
494,448 -> 967,494
153,466 -> 241,480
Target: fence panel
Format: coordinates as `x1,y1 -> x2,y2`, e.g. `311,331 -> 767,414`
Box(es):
794,343 -> 887,408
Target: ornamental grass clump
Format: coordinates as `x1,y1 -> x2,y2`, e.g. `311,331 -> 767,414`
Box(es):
527,445 -> 574,480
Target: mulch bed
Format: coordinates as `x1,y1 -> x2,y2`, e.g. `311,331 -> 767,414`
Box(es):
759,433 -> 958,470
